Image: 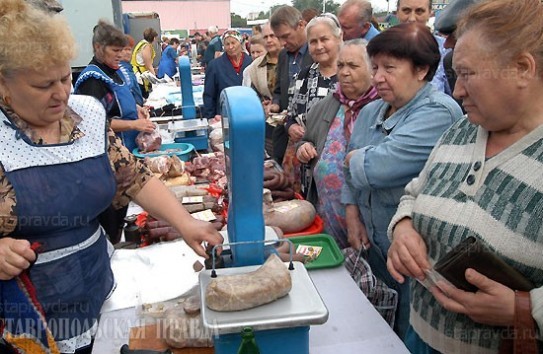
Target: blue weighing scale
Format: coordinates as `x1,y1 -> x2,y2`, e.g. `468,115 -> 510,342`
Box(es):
170,56 -> 209,150
199,87 -> 328,354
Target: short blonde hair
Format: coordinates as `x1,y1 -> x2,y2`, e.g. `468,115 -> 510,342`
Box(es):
0,0 -> 76,76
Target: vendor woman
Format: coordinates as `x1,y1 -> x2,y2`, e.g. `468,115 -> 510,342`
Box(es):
74,20 -> 157,244
0,2 -> 223,353
74,20 -> 155,153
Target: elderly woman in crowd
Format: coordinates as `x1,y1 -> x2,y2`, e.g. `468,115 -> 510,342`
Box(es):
157,37 -> 180,78
243,23 -> 283,155
248,34 -> 266,60
74,21 -> 156,244
387,0 -> 543,352
0,2 -> 222,353
131,27 -> 158,98
296,39 -> 378,249
203,29 -> 252,120
342,22 -> 463,338
282,13 -> 343,194
121,35 -> 144,106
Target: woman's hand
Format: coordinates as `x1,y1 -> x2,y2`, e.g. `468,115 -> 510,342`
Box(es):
132,118 -> 156,133
137,105 -> 150,120
345,204 -> 370,250
209,115 -> 222,124
431,268 -> 516,326
267,103 -> 280,115
176,218 -> 224,258
387,218 -> 430,283
288,123 -> 305,142
344,150 -> 357,168
0,238 -> 36,280
296,142 -> 317,163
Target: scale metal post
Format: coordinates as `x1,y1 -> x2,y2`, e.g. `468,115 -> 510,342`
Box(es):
220,86 -> 265,267
170,55 -> 209,150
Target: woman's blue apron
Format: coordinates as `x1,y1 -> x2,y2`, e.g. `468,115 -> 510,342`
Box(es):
0,95 -> 116,342
74,64 -> 140,152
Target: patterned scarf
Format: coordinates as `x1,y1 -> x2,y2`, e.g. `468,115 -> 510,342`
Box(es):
333,84 -> 379,141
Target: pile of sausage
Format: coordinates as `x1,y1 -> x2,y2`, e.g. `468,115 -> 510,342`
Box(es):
263,165 -> 295,202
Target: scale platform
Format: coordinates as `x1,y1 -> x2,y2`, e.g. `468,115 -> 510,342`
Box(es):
199,261 -> 328,336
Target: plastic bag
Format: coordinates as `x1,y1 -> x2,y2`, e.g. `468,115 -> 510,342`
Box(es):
136,124 -> 162,152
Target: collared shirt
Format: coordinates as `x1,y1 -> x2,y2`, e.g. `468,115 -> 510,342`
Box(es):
287,43 -> 308,84
341,83 -> 461,255
258,53 -> 278,97
363,24 -> 380,41
431,35 -> 452,95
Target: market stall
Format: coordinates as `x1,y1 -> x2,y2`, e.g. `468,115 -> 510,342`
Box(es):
92,64 -> 408,353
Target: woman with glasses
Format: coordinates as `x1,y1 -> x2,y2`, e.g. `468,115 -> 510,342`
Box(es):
203,29 -> 252,120
282,13 -> 343,194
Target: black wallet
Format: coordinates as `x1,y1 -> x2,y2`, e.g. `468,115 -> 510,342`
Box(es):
434,236 -> 534,292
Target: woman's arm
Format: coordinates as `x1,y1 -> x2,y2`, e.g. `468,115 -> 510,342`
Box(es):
133,178 -> 223,257
141,44 -> 156,75
110,117 -> 155,133
202,62 -> 218,118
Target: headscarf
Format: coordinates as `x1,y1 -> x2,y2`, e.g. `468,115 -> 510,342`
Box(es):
333,84 -> 379,141
221,29 -> 242,44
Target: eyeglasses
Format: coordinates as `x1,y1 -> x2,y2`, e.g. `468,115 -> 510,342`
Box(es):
318,12 -> 341,29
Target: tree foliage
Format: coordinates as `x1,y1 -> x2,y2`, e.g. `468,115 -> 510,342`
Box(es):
231,12 -> 247,27
292,0 -> 340,15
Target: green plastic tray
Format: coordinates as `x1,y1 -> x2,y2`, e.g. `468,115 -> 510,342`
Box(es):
288,234 -> 345,269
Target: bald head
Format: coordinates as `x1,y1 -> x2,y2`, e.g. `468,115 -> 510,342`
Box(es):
338,0 -> 373,40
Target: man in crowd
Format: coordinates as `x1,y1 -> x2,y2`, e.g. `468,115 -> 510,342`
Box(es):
268,5 -> 313,165
434,0 -> 478,110
396,0 -> 451,95
203,25 -> 222,67
338,0 -> 380,41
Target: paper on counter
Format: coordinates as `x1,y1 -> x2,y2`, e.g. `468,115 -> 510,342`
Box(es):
100,239 -> 203,313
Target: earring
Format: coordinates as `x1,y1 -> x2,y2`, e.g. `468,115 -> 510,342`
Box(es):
2,95 -> 11,106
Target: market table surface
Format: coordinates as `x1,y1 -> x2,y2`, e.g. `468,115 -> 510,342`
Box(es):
92,262 -> 408,354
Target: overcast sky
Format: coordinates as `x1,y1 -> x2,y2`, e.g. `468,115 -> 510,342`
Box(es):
230,0 -> 392,18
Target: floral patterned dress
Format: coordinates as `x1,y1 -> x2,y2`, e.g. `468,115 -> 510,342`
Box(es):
313,107 -> 349,249
282,63 -> 337,194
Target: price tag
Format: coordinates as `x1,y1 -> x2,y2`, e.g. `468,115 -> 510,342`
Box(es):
273,203 -> 299,213
296,244 -> 323,262
182,196 -> 204,204
191,209 -> 217,222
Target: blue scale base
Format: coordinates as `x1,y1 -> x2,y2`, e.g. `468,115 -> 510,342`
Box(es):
213,326 -> 309,354
174,134 -> 209,151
